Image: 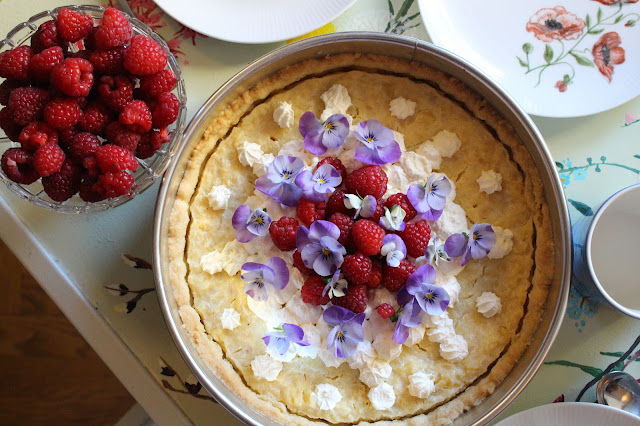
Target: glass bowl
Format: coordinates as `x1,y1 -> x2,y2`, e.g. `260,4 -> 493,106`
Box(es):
0,5 -> 187,213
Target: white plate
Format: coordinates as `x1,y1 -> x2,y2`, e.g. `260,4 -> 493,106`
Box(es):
153,0 -> 356,44
495,402 -> 640,426
418,0 -> 640,117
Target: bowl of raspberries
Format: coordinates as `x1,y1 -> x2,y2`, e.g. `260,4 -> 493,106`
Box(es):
0,5 -> 187,212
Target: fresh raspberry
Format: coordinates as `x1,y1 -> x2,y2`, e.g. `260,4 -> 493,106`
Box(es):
134,128 -> 170,158
94,8 -> 132,50
93,170 -> 135,198
31,21 -> 64,53
398,220 -> 432,258
268,216 -> 299,251
33,142 -> 65,177
332,284 -> 368,314
123,35 -> 167,76
139,69 -> 177,97
368,260 -> 383,288
150,92 -> 180,128
0,80 -> 21,106
104,122 -> 140,153
344,165 -> 388,199
300,276 -> 330,306
79,175 -> 104,202
56,8 -> 94,43
50,58 -> 94,97
8,87 -> 49,126
325,189 -> 352,217
1,147 -> 39,184
0,107 -> 21,141
43,98 -> 83,130
67,49 -> 92,61
351,219 -> 385,256
317,157 -> 347,182
79,101 -> 111,134
89,47 -> 126,75
341,252 -> 372,286
0,46 -> 32,81
385,193 -> 417,221
83,27 -> 99,50
293,250 -> 315,276
42,158 -> 82,201
97,75 -> 133,112
19,121 -> 58,151
28,46 -> 64,83
377,303 -> 395,319
119,100 -> 152,133
58,125 -> 80,149
82,155 -> 100,177
68,132 -> 101,162
382,259 -> 416,292
95,144 -> 138,173
328,212 -> 354,247
149,127 -> 170,149
296,198 -> 326,226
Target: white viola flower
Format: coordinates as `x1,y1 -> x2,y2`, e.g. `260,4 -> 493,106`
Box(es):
425,235 -> 450,266
379,204 -> 406,231
344,193 -> 377,219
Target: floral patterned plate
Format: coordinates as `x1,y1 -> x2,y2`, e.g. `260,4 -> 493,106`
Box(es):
418,0 -> 640,117
153,0 -> 356,44
495,402 -> 640,426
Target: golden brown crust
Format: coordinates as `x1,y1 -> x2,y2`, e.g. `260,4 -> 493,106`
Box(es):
167,53 -> 553,425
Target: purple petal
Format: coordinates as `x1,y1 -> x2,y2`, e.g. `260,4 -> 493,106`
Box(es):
444,233 -> 468,258
396,286 -> 413,306
327,326 -> 339,350
232,205 -> 251,230
426,191 -> 447,212
360,196 -> 377,218
405,264 -> 437,295
295,170 -> 315,192
382,234 -> 407,257
312,251 -> 340,276
247,209 -> 272,236
407,184 -> 430,213
296,225 -> 311,251
374,139 -> 402,164
301,243 -> 324,269
267,257 -> 289,290
321,115 -> 349,149
267,156 -> 305,184
276,182 -> 303,206
355,144 -> 386,166
304,130 -> 328,156
241,262 -> 267,274
472,224 -> 496,252
431,175 -> 452,199
299,111 -> 321,137
308,220 -> 341,242
393,321 -> 410,345
234,228 -> 256,243
421,208 -> 443,221
323,305 -> 355,326
416,284 -> 449,316
263,333 -> 290,355
283,323 -> 309,346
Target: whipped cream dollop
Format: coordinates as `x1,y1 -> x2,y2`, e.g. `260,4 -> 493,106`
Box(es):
313,384 -> 342,410
476,292 -> 502,318
359,359 -> 392,387
477,170 -> 503,194
273,101 -> 294,128
237,141 -> 264,167
408,371 -> 436,398
251,354 -> 283,381
431,130 -> 462,158
389,97 -> 416,119
432,202 -> 468,240
200,240 -> 248,276
206,185 -> 231,210
439,334 -> 469,363
368,383 -> 396,410
488,226 -> 514,259
321,84 -> 352,123
220,308 -> 241,330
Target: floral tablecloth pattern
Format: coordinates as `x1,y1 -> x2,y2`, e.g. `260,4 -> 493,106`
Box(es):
1,0 -> 639,424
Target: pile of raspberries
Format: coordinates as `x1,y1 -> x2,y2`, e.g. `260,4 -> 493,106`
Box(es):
0,7 -> 180,202
268,160 -> 432,318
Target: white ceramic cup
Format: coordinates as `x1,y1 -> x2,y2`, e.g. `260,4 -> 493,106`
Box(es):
572,184 -> 640,319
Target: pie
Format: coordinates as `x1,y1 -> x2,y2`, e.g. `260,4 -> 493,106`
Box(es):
167,53 -> 554,424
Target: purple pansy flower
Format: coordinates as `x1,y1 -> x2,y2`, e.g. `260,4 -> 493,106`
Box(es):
444,223 -> 496,266
407,174 -> 452,221
262,323 -> 310,355
324,305 -> 366,358
240,257 -> 289,301
299,111 -> 349,155
344,193 -> 377,219
296,220 -> 346,276
255,155 -> 304,206
405,264 -> 450,315
232,205 -> 272,243
354,119 -> 402,165
295,163 -> 342,202
393,299 -> 423,345
323,269 -> 348,298
379,204 -> 406,231
380,234 -> 406,267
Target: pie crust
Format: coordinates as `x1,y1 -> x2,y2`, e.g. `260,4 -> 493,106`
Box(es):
167,53 -> 554,424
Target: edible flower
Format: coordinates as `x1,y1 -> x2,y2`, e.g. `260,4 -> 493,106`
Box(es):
425,235 -> 450,266
392,299 -> 423,345
295,163 -> 342,202
407,174 -> 452,221
405,264 -> 450,315
444,223 -> 496,266
323,269 -> 348,298
380,234 -> 407,267
354,119 -> 402,165
324,305 -> 366,358
299,111 -> 349,155
262,323 -> 310,355
379,204 -> 406,231
296,220 -> 346,276
232,205 -> 272,243
255,155 -> 304,206
240,257 -> 289,301
344,193 -> 377,219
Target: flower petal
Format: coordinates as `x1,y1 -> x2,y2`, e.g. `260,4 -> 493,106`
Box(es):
323,305 -> 355,326
267,257 -> 289,290
309,220 -> 341,242
321,114 -> 350,149
296,225 -> 311,251
444,233 -> 468,258
232,205 -> 251,230
405,264 -> 436,295
299,111 -> 321,137
283,323 -> 308,346
244,281 -> 269,301
407,183 -> 430,213
360,196 -> 377,218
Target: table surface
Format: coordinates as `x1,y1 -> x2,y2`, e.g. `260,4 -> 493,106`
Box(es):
1,0 -> 640,424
